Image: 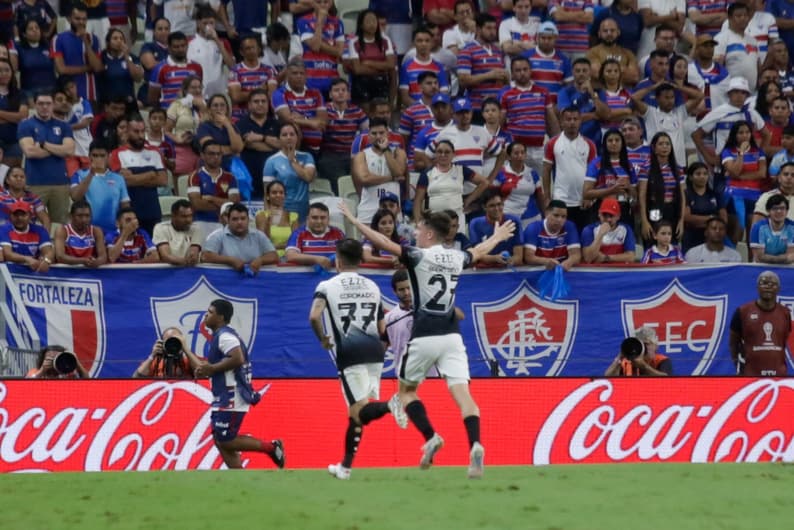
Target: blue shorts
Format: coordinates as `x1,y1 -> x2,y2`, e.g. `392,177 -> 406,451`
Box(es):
210,410 -> 245,443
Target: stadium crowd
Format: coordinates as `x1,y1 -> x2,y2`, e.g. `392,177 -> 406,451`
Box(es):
0,0 -> 793,269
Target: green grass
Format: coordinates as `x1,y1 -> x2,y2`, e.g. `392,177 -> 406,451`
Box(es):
2,464 -> 792,530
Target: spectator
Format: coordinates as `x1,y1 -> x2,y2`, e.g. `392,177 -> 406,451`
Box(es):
145,108 -> 176,177
591,0 -> 643,55
346,9 -> 397,115
683,162 -> 728,252
688,34 -> 730,117
152,198 -> 202,267
493,141 -> 545,229
137,17 -> 170,106
26,345 -> 90,379
585,17 -> 640,86
637,3 -> 685,60
520,21 -> 572,99
188,5 -> 235,99
90,96 -> 126,147
641,219 -> 686,264
109,116 -> 168,236
399,26 -> 450,107
319,78 -> 368,194
148,31 -> 204,109
729,271 -> 791,376
53,199 -> 107,267
749,194 -> 794,264
237,88 -> 279,200
622,117 -> 652,176
715,3 -> 760,93
753,161 -> 794,224
263,122 -> 317,221
196,94 -> 243,171
634,50 -> 683,108
262,22 -> 294,83
188,140 -> 240,229
685,216 -> 742,263
687,0 -> 728,38
297,0 -> 345,96
638,132 -> 686,245
98,27 -> 143,109
543,106 -> 598,232
765,97 -> 791,157
721,119 -> 769,242
352,118 -> 407,224
217,0 -> 267,42
271,57 -> 327,157
12,19 -> 56,103
754,81 -> 783,121
442,208 -> 472,250
14,0 -> 56,40
370,0 -> 413,56
411,94 -> 453,172
423,0 -> 456,29
133,327 -> 196,379
523,199 -> 582,270
604,326 -> 673,376
63,77 -> 94,179
413,138 -> 489,224
399,71 -> 439,172
0,166 -> 50,230
728,0 -> 779,62
228,35 -> 278,122
152,0 -> 213,37
362,208 -> 406,266
285,201 -> 345,269
499,0 -> 541,55
378,192 -> 414,244
499,57 -> 560,176
0,199 -> 53,270
165,75 -> 206,178
557,57 -> 601,144
352,99 -> 406,160
549,0 -> 594,60
51,4 -> 104,103
255,180 -> 299,257
595,59 -> 633,134
581,197 -> 636,263
457,13 -> 507,121
583,128 -> 638,226
105,207 -> 160,264
442,0 -> 475,54
765,39 -> 794,95
17,91 -> 75,224
70,141 -> 130,233
468,190 -> 524,267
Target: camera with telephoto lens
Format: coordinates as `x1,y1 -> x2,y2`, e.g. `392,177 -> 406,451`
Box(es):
53,350 -> 78,374
163,337 -> 183,359
620,337 -> 645,361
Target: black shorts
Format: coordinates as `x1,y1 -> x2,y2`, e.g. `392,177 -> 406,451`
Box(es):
211,410 -> 245,442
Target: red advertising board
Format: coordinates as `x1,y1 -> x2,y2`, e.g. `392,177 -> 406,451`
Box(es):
2,378 -> 793,472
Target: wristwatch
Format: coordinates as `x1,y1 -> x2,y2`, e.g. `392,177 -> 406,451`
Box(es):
39,141 -> 46,149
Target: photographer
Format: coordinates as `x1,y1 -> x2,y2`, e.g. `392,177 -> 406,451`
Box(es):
26,345 -> 90,379
604,326 -> 673,377
133,327 -> 200,379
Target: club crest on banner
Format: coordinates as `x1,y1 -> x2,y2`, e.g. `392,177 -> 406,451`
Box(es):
472,280 -> 578,376
11,274 -> 106,376
150,276 -> 257,357
621,279 -> 727,375
774,296 -> 794,372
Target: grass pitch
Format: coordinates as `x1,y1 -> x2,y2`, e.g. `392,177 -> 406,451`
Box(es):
2,463 -> 791,530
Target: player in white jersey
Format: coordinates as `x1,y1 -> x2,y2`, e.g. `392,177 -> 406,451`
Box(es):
309,238 -> 408,480
352,118 -> 407,224
339,203 -> 515,479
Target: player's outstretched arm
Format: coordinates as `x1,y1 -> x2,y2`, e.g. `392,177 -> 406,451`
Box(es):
469,220 -> 516,263
338,201 -> 404,258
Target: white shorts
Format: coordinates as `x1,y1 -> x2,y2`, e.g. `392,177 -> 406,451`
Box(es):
400,334 -> 470,387
339,363 -> 383,406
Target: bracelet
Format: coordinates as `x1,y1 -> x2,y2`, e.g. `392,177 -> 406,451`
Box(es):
43,257 -> 51,264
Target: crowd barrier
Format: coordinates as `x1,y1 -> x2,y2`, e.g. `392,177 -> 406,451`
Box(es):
1,263 -> 793,378
1,378 -> 792,472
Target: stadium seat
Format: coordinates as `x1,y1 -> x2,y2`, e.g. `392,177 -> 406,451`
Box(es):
736,242 -> 749,262
337,175 -> 358,202
343,198 -> 359,240
309,178 -> 334,200
49,222 -> 61,238
338,0 -> 369,32
159,196 -> 188,220
176,174 -> 190,196
311,196 -> 347,230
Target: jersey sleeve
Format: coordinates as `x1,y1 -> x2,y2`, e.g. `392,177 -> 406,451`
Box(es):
217,331 -> 241,355
399,245 -> 424,267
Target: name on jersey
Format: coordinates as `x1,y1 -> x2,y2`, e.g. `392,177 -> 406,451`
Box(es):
17,281 -> 96,306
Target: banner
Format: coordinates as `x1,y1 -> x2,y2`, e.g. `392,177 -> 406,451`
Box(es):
3,263 -> 794,378
2,378 -> 793,472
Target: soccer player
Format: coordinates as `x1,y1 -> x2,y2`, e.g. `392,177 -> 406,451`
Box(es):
309,238 -> 407,480
338,202 -> 516,479
193,299 -> 285,469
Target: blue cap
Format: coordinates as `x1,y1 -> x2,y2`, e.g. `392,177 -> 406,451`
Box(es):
431,93 -> 450,106
538,21 -> 558,35
452,97 -> 472,113
379,191 -> 400,204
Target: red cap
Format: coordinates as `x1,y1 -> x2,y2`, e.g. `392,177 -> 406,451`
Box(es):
10,200 -> 31,213
599,198 -> 620,217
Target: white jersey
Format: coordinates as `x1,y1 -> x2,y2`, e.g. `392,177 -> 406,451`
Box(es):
187,32 -> 230,98
401,244 -> 472,338
429,124 -> 500,194
696,103 -> 766,155
357,147 -> 401,224
719,11 -> 779,62
714,28 -> 759,92
314,271 -> 385,370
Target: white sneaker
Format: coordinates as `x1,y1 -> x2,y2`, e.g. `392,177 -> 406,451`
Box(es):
327,462 -> 351,480
467,442 -> 485,479
388,393 -> 408,429
419,433 -> 444,469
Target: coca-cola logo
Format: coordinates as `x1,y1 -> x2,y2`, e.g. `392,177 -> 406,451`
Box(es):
533,379 -> 794,465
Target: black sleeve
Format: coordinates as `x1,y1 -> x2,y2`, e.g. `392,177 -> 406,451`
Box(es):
657,358 -> 673,376
729,308 -> 742,335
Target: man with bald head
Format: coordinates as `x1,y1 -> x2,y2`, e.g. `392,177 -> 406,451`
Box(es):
729,271 -> 792,376
585,17 -> 639,85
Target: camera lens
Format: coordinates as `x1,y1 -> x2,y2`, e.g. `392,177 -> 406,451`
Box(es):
53,351 -> 78,374
620,337 -> 644,360
163,337 -> 183,357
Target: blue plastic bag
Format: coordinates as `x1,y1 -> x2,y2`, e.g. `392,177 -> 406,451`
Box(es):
230,156 -> 253,201
537,265 -> 570,301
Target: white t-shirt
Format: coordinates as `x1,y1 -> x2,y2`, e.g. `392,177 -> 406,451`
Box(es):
643,105 -> 690,164
684,244 -> 742,263
719,11 -> 779,62
498,16 -> 541,49
544,133 -> 597,207
187,32 -> 231,98
714,28 -> 760,92
442,24 -> 475,51
696,103 -> 766,155
357,147 -> 401,224
213,330 -> 250,412
637,0 -> 686,58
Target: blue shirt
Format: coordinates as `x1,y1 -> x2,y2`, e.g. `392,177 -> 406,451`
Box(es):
768,149 -> 794,177
750,218 -> 794,256
70,169 -> 130,232
223,0 -> 266,31
0,93 -> 22,144
768,0 -> 794,60
14,40 -> 56,96
0,222 -> 51,257
18,115 -> 74,185
556,86 -> 600,143
468,214 -> 524,256
263,151 -> 315,220
99,51 -> 139,104
523,219 -> 581,262
51,30 -> 101,101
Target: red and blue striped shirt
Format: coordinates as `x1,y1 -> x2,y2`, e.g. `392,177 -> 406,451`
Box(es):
523,218 -> 581,261
50,30 -> 101,101
286,225 -> 346,259
271,85 -> 326,152
638,162 -> 683,202
228,61 -> 277,120
149,58 -> 203,109
0,223 -> 51,257
63,224 -> 98,259
641,244 -> 686,264
499,84 -> 553,147
522,47 -> 572,99
399,101 -> 434,168
687,0 -> 728,37
721,146 -> 767,192
457,40 -> 506,109
322,103 -> 368,153
548,0 -> 594,55
399,57 -> 450,101
297,13 -> 345,93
